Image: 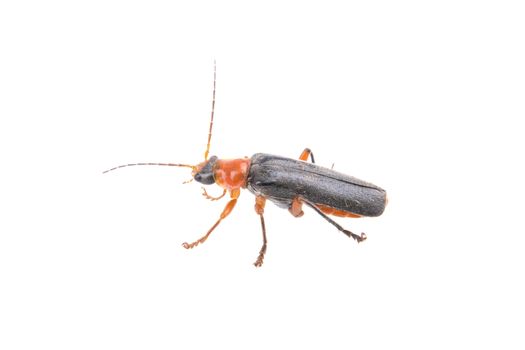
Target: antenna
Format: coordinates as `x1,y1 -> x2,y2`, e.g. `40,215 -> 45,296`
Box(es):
102,61 -> 217,175
203,59 -> 216,161
102,163 -> 195,174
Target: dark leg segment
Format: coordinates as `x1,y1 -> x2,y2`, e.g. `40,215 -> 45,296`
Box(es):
254,215 -> 267,267
253,196 -> 267,267
302,199 -> 367,243
299,148 -> 315,163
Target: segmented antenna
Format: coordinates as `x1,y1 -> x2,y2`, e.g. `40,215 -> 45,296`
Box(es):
102,163 -> 194,174
203,60 -> 216,161
103,61 -> 217,175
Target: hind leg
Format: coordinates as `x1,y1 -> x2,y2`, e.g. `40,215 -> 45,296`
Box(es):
302,198 -> 367,243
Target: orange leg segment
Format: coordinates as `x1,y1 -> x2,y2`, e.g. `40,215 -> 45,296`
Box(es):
316,204 -> 362,218
201,187 -> 227,201
298,148 -> 315,163
288,197 -> 304,218
182,189 -> 240,249
253,196 -> 267,267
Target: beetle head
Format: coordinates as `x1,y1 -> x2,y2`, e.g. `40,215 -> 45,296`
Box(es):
192,156 -> 218,185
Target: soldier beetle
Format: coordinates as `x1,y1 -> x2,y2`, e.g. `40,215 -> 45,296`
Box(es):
103,62 -> 387,267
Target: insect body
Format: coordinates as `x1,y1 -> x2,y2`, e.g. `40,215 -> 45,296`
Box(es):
104,63 -> 387,267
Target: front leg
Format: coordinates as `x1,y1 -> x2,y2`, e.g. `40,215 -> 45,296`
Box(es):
201,187 -> 227,201
182,189 -> 240,249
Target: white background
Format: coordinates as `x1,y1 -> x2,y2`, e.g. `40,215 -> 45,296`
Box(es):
1,1 -> 524,349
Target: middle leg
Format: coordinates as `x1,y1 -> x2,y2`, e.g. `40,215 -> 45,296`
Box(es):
253,196 -> 268,267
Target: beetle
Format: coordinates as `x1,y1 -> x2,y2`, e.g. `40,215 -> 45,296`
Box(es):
103,62 -> 387,267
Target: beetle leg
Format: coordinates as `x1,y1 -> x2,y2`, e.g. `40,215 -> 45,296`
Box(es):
302,199 -> 367,243
182,189 -> 240,249
253,196 -> 267,267
288,197 -> 304,217
201,187 -> 227,201
298,148 -> 315,163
